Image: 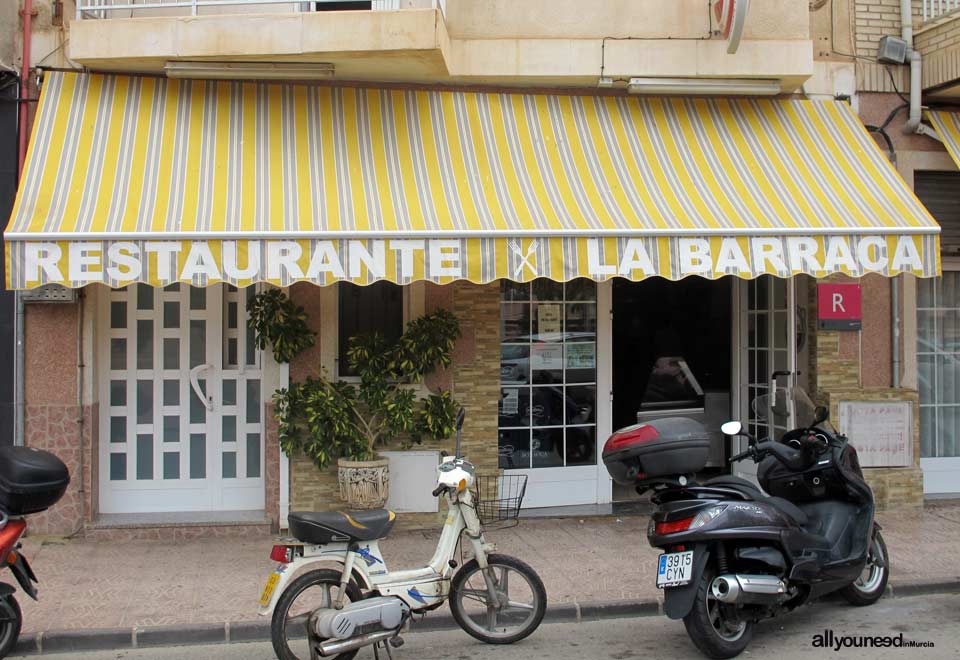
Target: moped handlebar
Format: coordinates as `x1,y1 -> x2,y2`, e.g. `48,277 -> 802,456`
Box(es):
431,484 -> 446,497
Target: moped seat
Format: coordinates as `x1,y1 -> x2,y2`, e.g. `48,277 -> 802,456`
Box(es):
288,509 -> 396,544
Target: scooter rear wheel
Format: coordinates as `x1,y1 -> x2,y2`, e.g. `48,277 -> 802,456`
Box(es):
682,568 -> 753,660
839,529 -> 889,606
270,569 -> 362,660
0,594 -> 22,660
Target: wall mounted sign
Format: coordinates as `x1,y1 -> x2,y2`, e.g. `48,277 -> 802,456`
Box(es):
713,0 -> 751,54
838,401 -> 913,468
817,283 -> 862,330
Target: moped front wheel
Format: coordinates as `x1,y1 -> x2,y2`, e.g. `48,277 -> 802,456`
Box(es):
0,594 -> 22,660
449,553 -> 546,645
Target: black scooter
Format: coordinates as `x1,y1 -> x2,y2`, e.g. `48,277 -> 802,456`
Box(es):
605,388 -> 889,659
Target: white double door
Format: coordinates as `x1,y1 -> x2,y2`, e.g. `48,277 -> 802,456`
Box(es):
99,284 -> 265,514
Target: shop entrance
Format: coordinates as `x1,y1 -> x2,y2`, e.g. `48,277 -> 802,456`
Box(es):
97,284 -> 265,515
611,277 -> 734,501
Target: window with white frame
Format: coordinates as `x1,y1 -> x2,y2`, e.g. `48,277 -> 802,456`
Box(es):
918,272 -> 960,459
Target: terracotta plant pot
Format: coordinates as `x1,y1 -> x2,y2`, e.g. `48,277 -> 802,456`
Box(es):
337,457 -> 390,509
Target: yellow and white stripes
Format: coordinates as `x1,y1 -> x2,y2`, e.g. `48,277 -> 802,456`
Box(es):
929,111 -> 960,171
4,71 -> 940,289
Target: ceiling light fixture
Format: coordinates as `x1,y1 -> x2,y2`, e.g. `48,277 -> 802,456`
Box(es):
164,61 -> 336,81
626,77 -> 781,96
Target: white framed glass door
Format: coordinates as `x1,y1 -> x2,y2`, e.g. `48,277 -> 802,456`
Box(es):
918,266 -> 960,495
99,284 -> 264,514
737,276 -> 797,478
498,278 -> 602,508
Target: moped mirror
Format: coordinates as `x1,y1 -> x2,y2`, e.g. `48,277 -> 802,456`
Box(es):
813,405 -> 829,426
720,421 -> 742,436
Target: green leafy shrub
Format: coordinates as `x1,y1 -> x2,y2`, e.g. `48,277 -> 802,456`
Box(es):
246,289 -> 316,363
275,308 -> 462,469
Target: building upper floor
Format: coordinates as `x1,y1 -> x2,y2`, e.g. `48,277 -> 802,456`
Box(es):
52,0 -> 815,92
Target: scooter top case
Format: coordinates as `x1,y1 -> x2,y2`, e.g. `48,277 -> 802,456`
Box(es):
0,446 -> 70,516
603,417 -> 710,485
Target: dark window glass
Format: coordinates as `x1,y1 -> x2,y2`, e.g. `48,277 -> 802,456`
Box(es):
338,282 -> 402,377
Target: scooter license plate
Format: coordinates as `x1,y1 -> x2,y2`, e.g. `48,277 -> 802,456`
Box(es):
656,550 -> 694,588
259,572 -> 281,607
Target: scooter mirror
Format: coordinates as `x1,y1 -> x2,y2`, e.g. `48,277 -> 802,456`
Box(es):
813,405 -> 829,425
720,421 -> 742,436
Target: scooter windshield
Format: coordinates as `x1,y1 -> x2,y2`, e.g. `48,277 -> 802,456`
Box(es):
751,387 -> 818,429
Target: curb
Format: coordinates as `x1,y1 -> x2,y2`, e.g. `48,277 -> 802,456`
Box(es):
12,579 -> 960,656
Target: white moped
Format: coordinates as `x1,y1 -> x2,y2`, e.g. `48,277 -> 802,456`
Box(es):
258,410 -> 547,660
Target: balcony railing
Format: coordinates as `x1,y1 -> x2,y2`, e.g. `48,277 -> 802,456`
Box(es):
76,0 -> 443,19
923,0 -> 960,22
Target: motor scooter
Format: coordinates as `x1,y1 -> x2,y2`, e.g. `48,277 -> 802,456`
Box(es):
602,387 -> 889,659
0,446 -> 71,659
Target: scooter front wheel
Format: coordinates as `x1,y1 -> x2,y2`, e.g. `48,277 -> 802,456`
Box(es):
839,529 -> 890,606
683,568 -> 753,659
0,594 -> 22,660
449,553 -> 546,645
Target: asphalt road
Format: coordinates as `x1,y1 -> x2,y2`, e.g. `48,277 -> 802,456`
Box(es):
13,593 -> 960,660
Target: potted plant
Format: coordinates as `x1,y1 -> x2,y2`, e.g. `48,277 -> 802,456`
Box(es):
262,299 -> 462,509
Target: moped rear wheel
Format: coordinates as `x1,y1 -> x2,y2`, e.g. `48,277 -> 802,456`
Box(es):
0,594 -> 22,660
449,553 -> 546,645
840,529 -> 889,606
270,569 -> 362,660
683,568 -> 753,659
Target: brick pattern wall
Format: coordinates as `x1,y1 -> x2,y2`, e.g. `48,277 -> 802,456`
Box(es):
288,282 -> 501,530
808,284 -> 924,509
854,0 -> 922,59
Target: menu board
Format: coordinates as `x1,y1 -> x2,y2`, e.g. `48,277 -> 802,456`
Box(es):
537,304 -> 562,336
837,401 -> 913,467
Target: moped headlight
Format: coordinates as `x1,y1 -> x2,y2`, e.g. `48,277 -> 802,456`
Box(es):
689,505 -> 727,530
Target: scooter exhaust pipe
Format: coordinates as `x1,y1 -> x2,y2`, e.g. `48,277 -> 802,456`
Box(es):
711,574 -> 786,604
318,629 -> 399,656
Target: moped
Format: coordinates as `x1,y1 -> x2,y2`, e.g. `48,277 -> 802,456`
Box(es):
259,410 -> 546,660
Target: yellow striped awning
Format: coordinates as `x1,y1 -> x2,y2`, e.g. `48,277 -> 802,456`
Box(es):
4,71 -> 940,289
929,111 -> 960,171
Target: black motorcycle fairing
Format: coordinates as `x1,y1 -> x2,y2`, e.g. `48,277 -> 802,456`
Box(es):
0,584 -> 13,598
7,553 -> 37,600
663,543 -> 710,620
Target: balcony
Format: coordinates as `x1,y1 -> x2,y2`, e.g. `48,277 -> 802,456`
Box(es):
68,0 -> 813,91
917,1 -> 960,98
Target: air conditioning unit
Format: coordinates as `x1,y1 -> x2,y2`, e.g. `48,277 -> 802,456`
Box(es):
877,36 -> 908,65
19,285 -> 77,303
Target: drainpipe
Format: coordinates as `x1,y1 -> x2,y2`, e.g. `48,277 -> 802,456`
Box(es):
18,0 -> 34,175
891,276 -> 901,388
14,295 -> 24,446
901,0 -> 923,134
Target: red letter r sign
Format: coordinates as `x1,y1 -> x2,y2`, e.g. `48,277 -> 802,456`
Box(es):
817,283 -> 862,330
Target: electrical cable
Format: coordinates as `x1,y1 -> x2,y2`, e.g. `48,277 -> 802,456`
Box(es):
830,0 -> 876,62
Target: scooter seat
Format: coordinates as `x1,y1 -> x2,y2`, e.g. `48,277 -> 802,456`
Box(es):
704,475 -> 763,498
288,509 -> 396,544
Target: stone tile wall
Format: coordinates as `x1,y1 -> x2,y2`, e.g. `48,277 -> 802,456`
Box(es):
288,282 -> 501,530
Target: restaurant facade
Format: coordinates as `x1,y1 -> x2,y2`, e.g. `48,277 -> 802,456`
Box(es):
3,1 -> 959,536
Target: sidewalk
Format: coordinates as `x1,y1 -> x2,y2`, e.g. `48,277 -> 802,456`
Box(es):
14,502 -> 960,641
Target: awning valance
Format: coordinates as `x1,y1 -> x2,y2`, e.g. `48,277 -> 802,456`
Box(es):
4,71 -> 940,289
929,111 -> 960,171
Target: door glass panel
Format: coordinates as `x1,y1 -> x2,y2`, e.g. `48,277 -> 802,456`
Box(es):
222,380 -> 237,406
163,338 -> 179,370
110,301 -> 127,329
163,452 -> 180,480
110,453 -> 126,481
110,380 -> 126,407
190,320 -> 206,368
136,320 -> 153,370
136,380 -> 153,424
190,434 -> 206,479
190,286 -> 206,310
136,435 -> 153,480
499,278 -> 597,469
163,379 -> 179,406
137,284 -> 154,311
190,380 -> 206,423
163,301 -> 180,329
246,433 -> 261,478
222,452 -> 237,479
918,272 -> 960,458
246,380 -> 261,423
163,416 -> 180,443
222,416 -> 237,443
110,417 -> 126,443
110,338 -> 126,370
